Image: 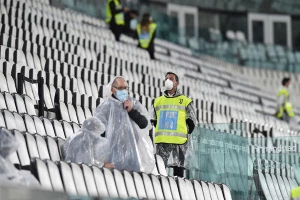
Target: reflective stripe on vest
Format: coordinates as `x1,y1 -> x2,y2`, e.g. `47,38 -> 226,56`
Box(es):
276,88 -> 294,118
105,0 -> 125,25
154,95 -> 192,144
137,23 -> 157,49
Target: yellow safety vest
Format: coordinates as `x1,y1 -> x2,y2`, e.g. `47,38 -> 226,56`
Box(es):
105,0 -> 125,25
276,88 -> 295,118
291,187 -> 300,199
154,95 -> 192,144
137,23 -> 157,49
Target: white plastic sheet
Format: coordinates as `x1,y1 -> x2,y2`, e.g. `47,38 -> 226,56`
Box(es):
95,96 -> 155,173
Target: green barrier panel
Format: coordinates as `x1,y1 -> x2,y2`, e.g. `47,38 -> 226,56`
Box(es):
187,123 -> 300,200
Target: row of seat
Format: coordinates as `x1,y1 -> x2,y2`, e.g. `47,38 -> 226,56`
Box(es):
31,158 -> 232,200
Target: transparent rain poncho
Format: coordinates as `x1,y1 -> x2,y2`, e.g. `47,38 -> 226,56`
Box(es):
94,76 -> 155,173
63,117 -> 110,167
0,129 -> 40,188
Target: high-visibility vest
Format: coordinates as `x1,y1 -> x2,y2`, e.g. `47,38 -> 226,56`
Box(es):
291,187 -> 300,199
105,0 -> 125,25
276,88 -> 295,118
137,23 -> 157,49
154,95 -> 192,144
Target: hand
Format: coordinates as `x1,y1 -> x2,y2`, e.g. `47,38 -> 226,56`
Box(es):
123,100 -> 133,112
123,7 -> 129,12
104,162 -> 114,169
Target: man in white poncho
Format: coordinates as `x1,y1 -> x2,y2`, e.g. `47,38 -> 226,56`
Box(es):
64,76 -> 155,173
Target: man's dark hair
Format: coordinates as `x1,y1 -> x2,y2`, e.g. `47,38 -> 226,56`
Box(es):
165,72 -> 179,82
130,10 -> 139,16
282,77 -> 291,86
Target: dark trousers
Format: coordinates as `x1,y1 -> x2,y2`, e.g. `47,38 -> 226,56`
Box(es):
148,49 -> 155,60
173,166 -> 184,177
110,24 -> 123,41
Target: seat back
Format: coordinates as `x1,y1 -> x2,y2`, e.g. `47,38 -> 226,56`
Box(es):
177,177 -> 189,200
156,154 -> 167,176
160,176 -> 173,200
151,175 -> 164,200
113,169 -> 128,199
142,173 -> 156,200
103,168 -> 119,198
59,161 -> 77,195
123,171 -> 138,199
33,158 -> 53,190
92,166 -> 109,197
201,181 -> 212,200
193,180 -> 205,200
215,184 -> 225,200
70,163 -> 88,196
35,134 -> 50,160
82,164 -> 99,197
46,136 -> 61,161
46,160 -> 64,192
185,179 -> 197,200
132,172 -> 147,199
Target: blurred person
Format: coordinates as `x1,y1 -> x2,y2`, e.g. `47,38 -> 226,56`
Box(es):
150,72 -> 197,177
105,0 -> 128,41
291,186 -> 300,199
275,77 -> 295,123
135,13 -> 157,59
124,9 -> 139,37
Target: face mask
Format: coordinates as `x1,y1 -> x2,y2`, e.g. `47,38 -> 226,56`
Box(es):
130,19 -> 138,30
116,90 -> 128,102
165,79 -> 174,90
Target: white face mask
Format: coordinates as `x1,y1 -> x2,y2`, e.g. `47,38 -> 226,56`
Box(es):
160,79 -> 174,93
130,19 -> 138,30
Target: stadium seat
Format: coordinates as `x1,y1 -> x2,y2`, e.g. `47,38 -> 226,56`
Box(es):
81,164 -> 98,197
103,168 -> 118,198
70,163 -> 88,196
156,154 -> 167,176
193,180 -> 205,200
58,161 -> 77,195
123,170 -> 138,199
177,177 -> 189,200
113,169 -> 128,199
31,158 -> 53,190
46,160 -> 64,192
160,176 -> 173,200
132,172 -> 147,199
201,181 -> 212,200
46,136 -> 60,161
92,166 -> 109,198
13,130 -> 30,166
142,173 -> 156,199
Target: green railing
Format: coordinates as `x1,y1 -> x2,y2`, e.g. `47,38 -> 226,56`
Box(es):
187,123 -> 300,200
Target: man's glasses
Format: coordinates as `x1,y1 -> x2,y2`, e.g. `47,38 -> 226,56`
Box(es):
112,85 -> 129,91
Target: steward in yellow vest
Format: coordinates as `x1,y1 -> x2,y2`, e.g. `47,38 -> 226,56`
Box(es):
291,186 -> 300,199
276,77 -> 294,122
150,72 -> 197,177
135,13 -> 157,59
105,0 -> 127,41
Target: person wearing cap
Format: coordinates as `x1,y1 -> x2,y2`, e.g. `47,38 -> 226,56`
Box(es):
150,72 -> 197,177
135,13 -> 157,59
94,76 -> 155,173
276,77 -> 295,123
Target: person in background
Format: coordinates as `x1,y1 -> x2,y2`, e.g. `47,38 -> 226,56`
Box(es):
124,9 -> 139,37
105,0 -> 128,41
135,13 -> 157,59
276,77 -> 295,123
150,72 -> 197,177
